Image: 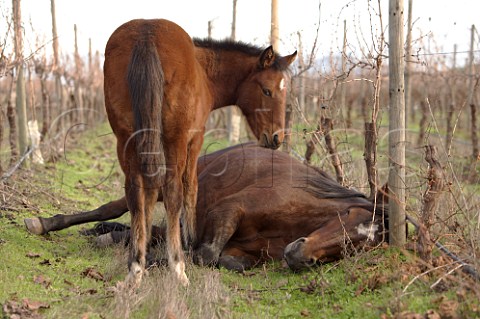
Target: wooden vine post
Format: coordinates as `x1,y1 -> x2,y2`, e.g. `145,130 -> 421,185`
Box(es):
388,0 -> 406,246
270,0 -> 279,51
404,0 -> 413,128
13,0 -> 29,166
467,25 -> 479,174
73,24 -> 84,126
51,0 -> 65,133
446,44 -> 457,153
227,0 -> 241,144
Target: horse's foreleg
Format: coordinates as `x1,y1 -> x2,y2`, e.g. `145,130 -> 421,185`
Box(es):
194,202 -> 242,266
218,248 -> 258,272
24,197 -> 129,235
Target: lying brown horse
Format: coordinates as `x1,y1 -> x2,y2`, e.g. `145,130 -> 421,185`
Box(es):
26,143 -> 387,272
102,19 -> 296,285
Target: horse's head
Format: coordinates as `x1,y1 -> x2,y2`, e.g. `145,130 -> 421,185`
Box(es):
283,207 -> 384,271
236,47 -> 296,150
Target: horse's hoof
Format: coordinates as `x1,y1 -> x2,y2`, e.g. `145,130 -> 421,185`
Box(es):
95,233 -> 114,248
194,244 -> 219,266
125,262 -> 144,289
218,255 -> 249,272
24,218 -> 45,235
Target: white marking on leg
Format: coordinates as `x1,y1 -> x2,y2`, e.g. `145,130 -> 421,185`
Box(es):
173,261 -> 190,286
125,261 -> 143,288
167,208 -> 190,286
356,223 -> 379,241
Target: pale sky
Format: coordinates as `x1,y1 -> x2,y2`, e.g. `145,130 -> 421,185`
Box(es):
2,0 -> 480,66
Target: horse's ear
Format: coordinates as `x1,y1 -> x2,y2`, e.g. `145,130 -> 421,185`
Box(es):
258,46 -> 275,69
278,51 -> 297,70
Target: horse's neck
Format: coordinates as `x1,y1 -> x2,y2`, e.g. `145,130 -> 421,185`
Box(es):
195,48 -> 256,110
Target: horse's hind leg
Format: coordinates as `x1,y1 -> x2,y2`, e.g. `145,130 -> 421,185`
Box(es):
125,175 -> 159,287
181,131 -> 204,246
24,197 -> 129,235
163,147 -> 190,286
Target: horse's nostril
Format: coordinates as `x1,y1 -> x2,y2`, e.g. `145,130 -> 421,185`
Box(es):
298,237 -> 306,243
262,133 -> 269,145
273,134 -> 279,146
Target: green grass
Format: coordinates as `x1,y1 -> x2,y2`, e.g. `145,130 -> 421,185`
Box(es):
0,123 -> 125,317
221,247 -> 478,319
202,134 -> 231,154
50,126 -> 122,206
0,220 -> 117,307
1,122 -> 479,318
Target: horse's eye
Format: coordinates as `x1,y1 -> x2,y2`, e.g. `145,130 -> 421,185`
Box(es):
262,88 -> 272,97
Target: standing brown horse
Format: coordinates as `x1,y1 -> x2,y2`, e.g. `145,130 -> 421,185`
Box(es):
103,19 -> 296,286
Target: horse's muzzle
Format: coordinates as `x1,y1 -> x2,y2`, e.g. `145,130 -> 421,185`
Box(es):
261,133 -> 282,150
284,237 -> 315,271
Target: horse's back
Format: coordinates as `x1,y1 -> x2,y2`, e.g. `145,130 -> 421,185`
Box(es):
196,145 -> 324,219
105,18 -> 195,74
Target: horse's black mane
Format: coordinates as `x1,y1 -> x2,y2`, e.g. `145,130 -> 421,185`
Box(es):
305,167 -> 367,199
304,165 -> 389,217
193,38 -> 285,70
193,38 -> 269,57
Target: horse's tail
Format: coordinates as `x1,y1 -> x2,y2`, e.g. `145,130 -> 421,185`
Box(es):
127,37 -> 165,186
